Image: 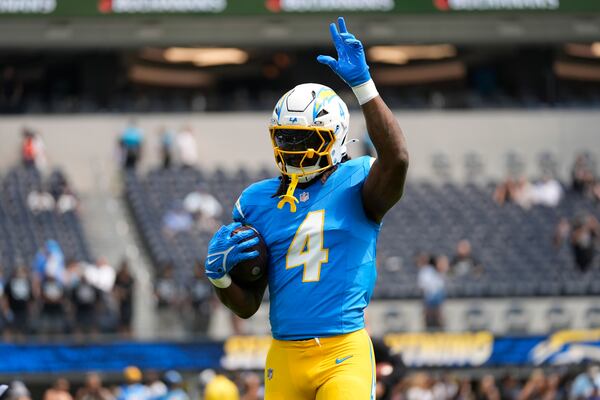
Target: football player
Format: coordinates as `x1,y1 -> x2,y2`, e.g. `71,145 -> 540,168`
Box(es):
205,17 -> 408,400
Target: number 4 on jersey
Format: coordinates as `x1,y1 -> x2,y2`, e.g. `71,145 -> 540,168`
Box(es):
286,210 -> 329,282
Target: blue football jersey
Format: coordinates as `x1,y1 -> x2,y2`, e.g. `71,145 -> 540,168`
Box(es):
233,156 -> 380,340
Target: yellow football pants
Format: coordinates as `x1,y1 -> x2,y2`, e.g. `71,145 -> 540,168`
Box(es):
264,328 -> 375,400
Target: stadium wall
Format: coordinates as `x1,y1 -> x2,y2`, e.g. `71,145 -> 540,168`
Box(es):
0,111 -> 598,191
211,297 -> 600,339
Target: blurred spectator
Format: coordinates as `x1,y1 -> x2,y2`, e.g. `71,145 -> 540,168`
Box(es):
145,371 -> 167,399
499,374 -> 521,400
20,128 -> 47,170
204,375 -> 240,400
160,127 -> 174,169
113,260 -> 134,336
433,373 -> 459,400
183,184 -> 223,232
494,177 -> 533,209
39,275 -> 68,336
530,175 -> 563,208
451,239 -> 483,277
478,374 -> 501,400
6,265 -> 34,337
119,120 -> 143,169
0,66 -> 23,113
186,262 -> 212,335
373,338 -> 405,400
64,259 -> 83,292
116,366 -> 147,400
555,214 -> 600,272
75,372 -> 115,400
27,185 -> 55,214
70,274 -> 99,336
572,154 -> 596,195
417,253 -> 446,331
8,380 -> 31,400
518,369 -> 547,400
544,373 -> 564,400
56,186 -> 80,214
175,126 -> 198,167
594,184 -> 600,204
162,202 -> 193,238
405,373 -> 434,400
240,372 -> 261,400
155,265 -> 184,338
496,175 -> 562,209
43,378 -> 73,400
48,169 -> 69,199
34,240 -> 66,286
157,370 -> 189,400
457,377 -> 475,400
85,258 -> 116,294
570,365 -> 600,400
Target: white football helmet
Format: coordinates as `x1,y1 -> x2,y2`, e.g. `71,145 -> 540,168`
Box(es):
269,83 -> 350,183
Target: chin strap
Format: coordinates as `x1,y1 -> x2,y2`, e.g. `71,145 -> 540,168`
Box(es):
277,174 -> 299,213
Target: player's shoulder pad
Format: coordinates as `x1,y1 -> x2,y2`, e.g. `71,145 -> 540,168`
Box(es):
232,177 -> 280,223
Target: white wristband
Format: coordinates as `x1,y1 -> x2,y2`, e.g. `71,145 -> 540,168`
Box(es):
352,79 -> 379,105
209,274 -> 232,289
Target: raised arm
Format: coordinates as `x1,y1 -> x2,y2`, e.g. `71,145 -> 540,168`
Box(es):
318,17 -> 408,223
205,222 -> 266,319
360,97 -> 408,222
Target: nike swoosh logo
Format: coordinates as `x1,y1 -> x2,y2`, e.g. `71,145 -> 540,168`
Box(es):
207,257 -> 220,265
335,355 -> 353,364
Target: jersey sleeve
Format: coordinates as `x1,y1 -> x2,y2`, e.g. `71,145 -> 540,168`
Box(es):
363,156 -> 376,178
350,156 -> 376,187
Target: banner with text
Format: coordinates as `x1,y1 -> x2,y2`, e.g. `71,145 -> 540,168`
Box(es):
1,0 -> 599,16
222,330 -> 600,370
3,330 -> 600,374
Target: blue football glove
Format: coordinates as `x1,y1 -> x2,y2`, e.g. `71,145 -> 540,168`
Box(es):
317,17 -> 371,88
205,222 -> 259,286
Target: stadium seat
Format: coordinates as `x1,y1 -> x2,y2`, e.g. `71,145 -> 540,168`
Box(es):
0,166 -> 92,272
505,303 -> 530,335
464,303 -> 491,332
383,308 -> 409,333
586,306 -> 600,329
546,304 -> 572,332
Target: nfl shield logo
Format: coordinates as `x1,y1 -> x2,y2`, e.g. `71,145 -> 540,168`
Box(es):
267,368 -> 274,380
300,192 -> 309,202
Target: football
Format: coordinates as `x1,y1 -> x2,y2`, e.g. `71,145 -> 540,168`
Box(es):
229,225 -> 268,287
